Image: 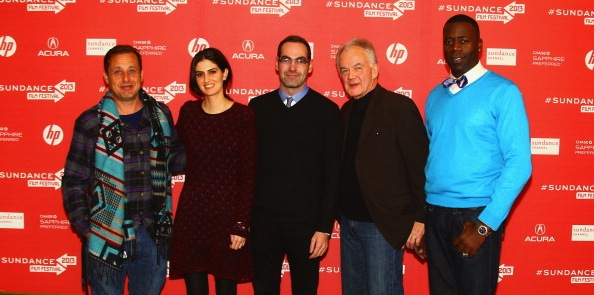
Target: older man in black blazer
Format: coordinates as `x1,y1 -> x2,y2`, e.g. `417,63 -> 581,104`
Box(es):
336,38 -> 428,295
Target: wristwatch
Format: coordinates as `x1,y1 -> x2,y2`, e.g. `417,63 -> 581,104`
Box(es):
477,222 -> 491,237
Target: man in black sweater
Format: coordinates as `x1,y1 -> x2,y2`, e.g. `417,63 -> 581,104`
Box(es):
248,35 -> 341,295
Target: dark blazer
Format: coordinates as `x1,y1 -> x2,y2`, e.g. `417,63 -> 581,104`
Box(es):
341,84 -> 429,249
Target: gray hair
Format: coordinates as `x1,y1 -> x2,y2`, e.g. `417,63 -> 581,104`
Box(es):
336,38 -> 377,68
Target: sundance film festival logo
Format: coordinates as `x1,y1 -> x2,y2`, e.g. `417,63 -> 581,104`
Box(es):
363,0 -> 415,20
0,81 -> 74,102
25,80 -> 75,102
1,254 -> 77,275
486,48 -> 516,66
540,183 -> 594,201
544,95 -> 594,114
213,0 -> 301,17
143,82 -> 186,104
99,0 -> 187,15
0,36 -> 17,57
537,269 -> 594,284
188,37 -> 210,57
38,37 -> 69,57
29,168 -> 63,190
0,169 -> 63,190
386,43 -> 408,65
525,224 -> 555,242
326,0 -> 415,21
232,40 -> 264,60
440,2 -> 525,24
551,8 -> 594,26
23,0 -> 75,13
531,138 -> 559,155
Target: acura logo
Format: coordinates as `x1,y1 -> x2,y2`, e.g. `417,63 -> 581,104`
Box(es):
242,40 -> 254,52
535,224 -> 546,235
47,37 -> 59,50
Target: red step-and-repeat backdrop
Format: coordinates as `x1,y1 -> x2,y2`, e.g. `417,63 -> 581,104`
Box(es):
1,1 -> 593,294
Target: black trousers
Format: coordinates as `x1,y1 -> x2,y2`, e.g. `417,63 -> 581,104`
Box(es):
250,221 -> 320,295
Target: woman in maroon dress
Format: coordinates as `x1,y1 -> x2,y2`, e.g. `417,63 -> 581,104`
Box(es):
170,47 -> 257,295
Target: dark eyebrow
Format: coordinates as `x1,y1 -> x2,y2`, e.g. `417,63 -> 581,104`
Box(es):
281,55 -> 307,59
196,67 -> 219,73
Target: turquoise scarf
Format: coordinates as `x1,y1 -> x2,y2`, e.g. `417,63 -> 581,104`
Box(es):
88,91 -> 173,270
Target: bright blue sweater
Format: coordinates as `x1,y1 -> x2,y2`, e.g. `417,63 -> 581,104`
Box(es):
425,71 -> 532,230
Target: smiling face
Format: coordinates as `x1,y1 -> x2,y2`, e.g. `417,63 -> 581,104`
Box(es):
103,52 -> 143,103
276,41 -> 312,95
337,45 -> 378,99
443,21 -> 482,78
194,59 -> 228,99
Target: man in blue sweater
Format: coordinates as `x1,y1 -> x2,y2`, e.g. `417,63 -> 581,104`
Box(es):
423,14 -> 532,295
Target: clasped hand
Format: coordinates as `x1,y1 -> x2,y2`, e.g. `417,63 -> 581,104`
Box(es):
452,221 -> 488,258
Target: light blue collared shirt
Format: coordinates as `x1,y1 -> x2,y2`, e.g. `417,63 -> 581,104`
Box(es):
279,85 -> 309,107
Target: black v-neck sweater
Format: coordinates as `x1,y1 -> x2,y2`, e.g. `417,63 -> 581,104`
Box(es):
248,89 -> 342,233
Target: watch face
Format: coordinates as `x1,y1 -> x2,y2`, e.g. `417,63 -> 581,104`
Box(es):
478,225 -> 488,235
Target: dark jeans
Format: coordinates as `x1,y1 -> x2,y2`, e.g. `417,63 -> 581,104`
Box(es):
425,205 -> 503,295
340,215 -> 404,295
250,221 -> 320,295
87,225 -> 167,295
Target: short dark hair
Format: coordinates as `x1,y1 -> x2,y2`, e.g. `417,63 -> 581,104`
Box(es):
188,47 -> 233,98
104,45 -> 142,74
277,35 -> 312,60
445,14 -> 480,38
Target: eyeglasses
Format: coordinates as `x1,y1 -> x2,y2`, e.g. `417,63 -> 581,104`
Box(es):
277,56 -> 309,65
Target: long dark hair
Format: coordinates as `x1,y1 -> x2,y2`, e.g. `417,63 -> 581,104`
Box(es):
189,47 -> 233,99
